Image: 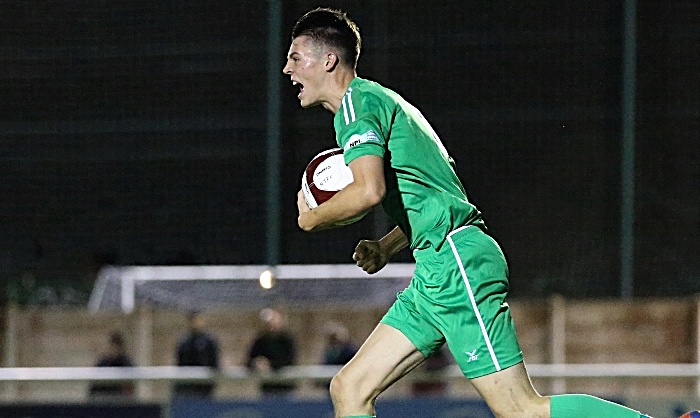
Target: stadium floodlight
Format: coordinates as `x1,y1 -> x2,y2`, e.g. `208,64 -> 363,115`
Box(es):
88,263 -> 416,313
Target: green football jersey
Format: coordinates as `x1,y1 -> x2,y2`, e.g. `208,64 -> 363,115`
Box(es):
334,77 -> 485,251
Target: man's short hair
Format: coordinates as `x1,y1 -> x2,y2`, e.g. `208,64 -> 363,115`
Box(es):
292,8 -> 362,70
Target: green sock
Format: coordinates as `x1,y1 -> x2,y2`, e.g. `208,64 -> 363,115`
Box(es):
551,394 -> 649,418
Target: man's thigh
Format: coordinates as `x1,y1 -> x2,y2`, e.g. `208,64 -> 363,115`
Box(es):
339,323 -> 426,394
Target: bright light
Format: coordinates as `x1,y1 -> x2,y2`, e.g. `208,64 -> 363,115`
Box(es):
259,270 -> 275,289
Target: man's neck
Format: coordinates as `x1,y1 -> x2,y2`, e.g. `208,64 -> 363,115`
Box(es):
325,71 -> 357,114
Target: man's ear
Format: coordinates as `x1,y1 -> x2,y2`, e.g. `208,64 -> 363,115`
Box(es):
325,52 -> 340,72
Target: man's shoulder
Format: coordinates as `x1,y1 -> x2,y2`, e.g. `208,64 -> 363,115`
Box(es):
350,78 -> 396,104
336,78 -> 398,128
352,77 -> 389,92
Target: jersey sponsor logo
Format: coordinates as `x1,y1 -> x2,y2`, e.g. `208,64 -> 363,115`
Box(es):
344,130 -> 379,151
341,88 -> 356,125
466,349 -> 478,362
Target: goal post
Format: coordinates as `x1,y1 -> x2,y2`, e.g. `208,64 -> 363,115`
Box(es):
88,263 -> 416,313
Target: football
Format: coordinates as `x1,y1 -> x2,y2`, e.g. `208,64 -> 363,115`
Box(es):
301,148 -> 353,209
301,148 -> 365,225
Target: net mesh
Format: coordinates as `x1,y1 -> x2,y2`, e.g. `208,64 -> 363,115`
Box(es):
89,264 -> 415,312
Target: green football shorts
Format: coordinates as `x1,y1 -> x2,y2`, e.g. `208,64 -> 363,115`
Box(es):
381,224 -> 523,379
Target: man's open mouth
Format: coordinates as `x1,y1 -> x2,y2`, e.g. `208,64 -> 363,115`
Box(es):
292,81 -> 304,97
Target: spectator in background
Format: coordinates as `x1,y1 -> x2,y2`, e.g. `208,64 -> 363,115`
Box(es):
317,321 -> 359,392
246,308 -> 297,396
89,331 -> 135,399
321,321 -> 358,366
174,311 -> 220,398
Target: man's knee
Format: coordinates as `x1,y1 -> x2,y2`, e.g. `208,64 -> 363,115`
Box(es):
328,373 -> 345,402
329,368 -> 375,406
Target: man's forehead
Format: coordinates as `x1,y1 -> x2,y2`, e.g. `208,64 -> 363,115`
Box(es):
288,35 -> 321,55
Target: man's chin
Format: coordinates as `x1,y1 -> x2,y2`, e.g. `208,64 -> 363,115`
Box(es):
299,99 -> 317,109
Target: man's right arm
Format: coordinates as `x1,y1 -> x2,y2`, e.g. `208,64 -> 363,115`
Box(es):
297,154 -> 385,232
379,226 -> 409,257
353,226 -> 408,274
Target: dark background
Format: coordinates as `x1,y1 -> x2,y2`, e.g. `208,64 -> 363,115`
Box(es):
0,403 -> 161,418
0,0 -> 697,301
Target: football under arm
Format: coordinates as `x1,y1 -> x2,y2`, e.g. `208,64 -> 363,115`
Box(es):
298,155 -> 385,232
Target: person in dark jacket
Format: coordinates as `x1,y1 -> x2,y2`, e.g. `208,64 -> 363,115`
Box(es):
89,331 -> 135,399
322,321 -> 358,366
246,308 -> 297,396
173,311 -> 220,398
316,321 -> 359,392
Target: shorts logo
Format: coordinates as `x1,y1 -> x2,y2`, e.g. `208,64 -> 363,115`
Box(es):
466,349 -> 478,362
344,130 -> 380,151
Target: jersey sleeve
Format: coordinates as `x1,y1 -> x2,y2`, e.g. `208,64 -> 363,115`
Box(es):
336,91 -> 391,165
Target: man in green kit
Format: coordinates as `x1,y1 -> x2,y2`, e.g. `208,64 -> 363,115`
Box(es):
283,7 -> 696,418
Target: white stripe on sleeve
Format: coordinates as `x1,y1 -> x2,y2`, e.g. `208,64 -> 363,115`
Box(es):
347,89 -> 356,122
342,95 -> 350,125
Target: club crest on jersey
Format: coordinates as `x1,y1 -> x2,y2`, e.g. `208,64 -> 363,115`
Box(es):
344,130 -> 380,151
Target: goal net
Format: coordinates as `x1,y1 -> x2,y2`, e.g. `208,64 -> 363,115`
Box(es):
88,263 -> 415,312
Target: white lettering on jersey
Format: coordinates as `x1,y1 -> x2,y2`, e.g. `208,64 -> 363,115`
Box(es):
344,130 -> 380,151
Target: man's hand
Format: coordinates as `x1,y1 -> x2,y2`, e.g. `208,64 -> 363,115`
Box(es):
297,190 -> 312,230
353,227 -> 408,273
353,239 -> 390,274
297,190 -> 311,215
